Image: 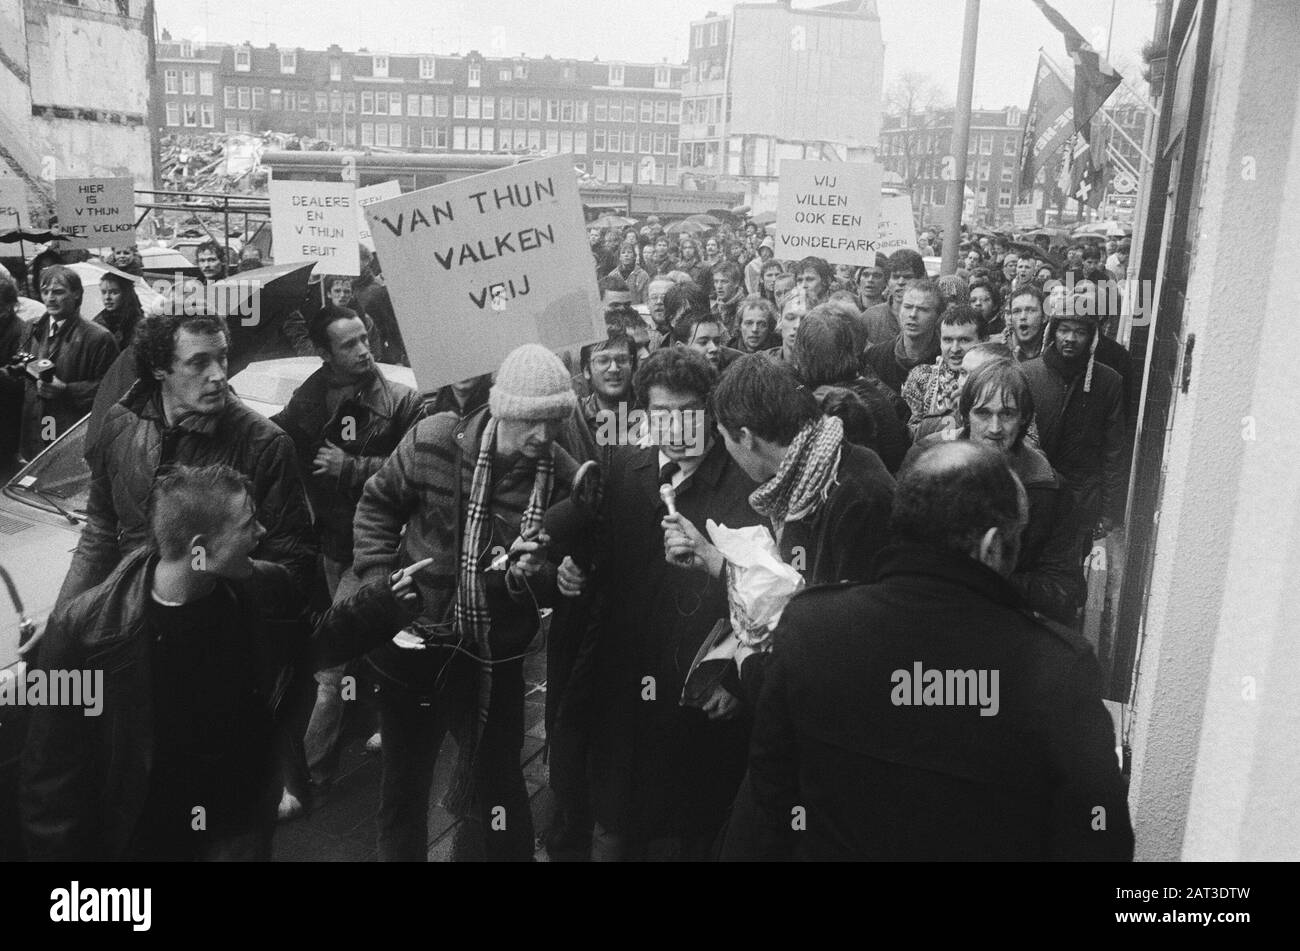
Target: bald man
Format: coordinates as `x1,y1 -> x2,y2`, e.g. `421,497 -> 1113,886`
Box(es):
722,442 -> 1133,861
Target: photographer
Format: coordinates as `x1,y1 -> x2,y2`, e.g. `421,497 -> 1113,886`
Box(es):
7,265 -> 118,462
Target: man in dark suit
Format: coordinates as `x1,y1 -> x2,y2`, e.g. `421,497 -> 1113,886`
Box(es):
722,441 -> 1133,861
560,347 -> 761,861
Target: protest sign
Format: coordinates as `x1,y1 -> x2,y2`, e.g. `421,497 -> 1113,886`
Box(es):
54,177 -> 136,248
876,193 -> 919,255
0,178 -> 27,227
356,180 -> 402,251
364,153 -> 602,390
774,159 -> 882,267
270,179 -> 360,276
1013,203 -> 1039,228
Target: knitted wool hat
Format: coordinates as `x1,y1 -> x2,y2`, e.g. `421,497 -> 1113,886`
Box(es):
489,344 -> 578,421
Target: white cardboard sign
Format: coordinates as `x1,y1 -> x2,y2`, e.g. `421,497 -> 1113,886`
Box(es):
356,180 -> 402,251
774,159 -> 882,267
54,177 -> 137,247
876,193 -> 919,255
270,179 -> 360,276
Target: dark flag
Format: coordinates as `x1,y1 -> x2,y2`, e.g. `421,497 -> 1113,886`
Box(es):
1019,53 -> 1075,194
1030,0 -> 1123,138
1070,142 -> 1107,209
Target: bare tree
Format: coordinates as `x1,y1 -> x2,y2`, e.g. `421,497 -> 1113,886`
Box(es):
883,72 -> 951,199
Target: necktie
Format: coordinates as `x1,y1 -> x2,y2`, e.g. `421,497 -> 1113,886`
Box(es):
658,460 -> 680,487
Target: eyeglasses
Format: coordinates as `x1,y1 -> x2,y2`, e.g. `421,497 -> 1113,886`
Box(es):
591,353 -> 632,369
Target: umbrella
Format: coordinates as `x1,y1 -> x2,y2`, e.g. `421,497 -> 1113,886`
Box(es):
752,211 -> 777,226
705,209 -> 743,225
66,261 -> 166,317
1005,241 -> 1064,270
591,214 -> 637,229
1022,226 -> 1070,239
685,213 -> 722,227
729,204 -> 751,216
0,228 -> 72,245
211,260 -> 316,319
1072,219 -> 1132,237
664,219 -> 706,235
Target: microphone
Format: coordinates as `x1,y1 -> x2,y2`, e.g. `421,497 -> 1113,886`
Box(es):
659,482 -> 678,517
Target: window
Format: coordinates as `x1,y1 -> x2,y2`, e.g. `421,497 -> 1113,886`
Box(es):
468,127 -> 481,150
546,130 -> 559,153
608,65 -> 624,86
639,131 -> 652,153
500,97 -> 512,120
180,39 -> 192,58
693,25 -> 705,49
998,194 -> 1013,208
468,96 -> 480,119
407,94 -> 420,117
468,63 -> 480,87
269,89 -> 282,111
653,132 -> 666,154
1001,165 -> 1014,182
528,128 -> 541,149
622,160 -> 633,183
683,99 -> 694,124
280,51 -> 297,74
420,127 -> 435,148
655,65 -> 671,89
1005,137 -> 1018,156
436,127 -> 448,149
199,71 -> 213,96
708,21 -> 720,45
391,123 -> 403,146
560,130 -> 573,152
316,92 -> 328,113
498,67 -> 511,82
297,91 -> 309,112
436,96 -> 449,118
546,100 -> 558,121
624,98 -> 636,122
453,126 -> 466,150
361,91 -> 374,114
667,133 -> 677,154
390,93 -> 402,116
574,131 -> 586,154
561,100 -> 573,122
593,130 -> 606,151
375,92 -> 388,115
165,102 -> 179,125
482,128 -> 495,151
375,124 -> 388,147
514,62 -> 528,79
183,103 -> 198,127
372,55 -> 388,78
654,100 -> 668,124
454,96 -> 466,118
330,59 -> 342,82
420,56 -> 436,79
577,101 -> 588,122
235,48 -> 251,72
344,92 -> 356,114
181,70 -> 196,95
421,95 -> 434,117
640,100 -> 652,123
528,98 -> 541,121
594,98 -> 607,121
164,69 -> 178,94
238,86 -> 250,109
624,131 -> 636,153
594,160 -> 606,181
483,97 -> 495,120
514,97 -> 526,119
980,133 -> 993,154
331,90 -> 342,113
669,100 -> 680,123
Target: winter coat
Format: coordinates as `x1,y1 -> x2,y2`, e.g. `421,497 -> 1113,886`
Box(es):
20,547 -> 416,860
720,543 -> 1133,861
862,332 -> 941,396
1022,348 -> 1127,525
271,365 -> 424,563
607,265 -> 651,305
60,384 -> 317,601
17,313 -> 118,460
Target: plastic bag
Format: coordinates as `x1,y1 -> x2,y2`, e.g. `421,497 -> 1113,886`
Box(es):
706,520 -> 804,658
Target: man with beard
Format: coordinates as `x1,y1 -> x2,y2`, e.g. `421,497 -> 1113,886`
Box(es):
1001,284 -> 1048,362
1022,294 -> 1127,555
271,305 -> 425,792
194,239 -> 229,285
863,279 -> 944,395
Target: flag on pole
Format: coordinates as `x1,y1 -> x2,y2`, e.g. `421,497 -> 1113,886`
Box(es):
1019,53 -> 1076,194
1030,0 -> 1123,138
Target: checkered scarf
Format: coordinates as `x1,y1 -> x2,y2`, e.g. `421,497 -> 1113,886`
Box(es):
447,416 -> 553,813
749,414 -> 844,545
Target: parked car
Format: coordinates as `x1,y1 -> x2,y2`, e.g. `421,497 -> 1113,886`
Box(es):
0,356 -> 415,859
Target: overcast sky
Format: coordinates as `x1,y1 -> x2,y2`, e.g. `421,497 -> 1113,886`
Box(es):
156,0 -> 1157,110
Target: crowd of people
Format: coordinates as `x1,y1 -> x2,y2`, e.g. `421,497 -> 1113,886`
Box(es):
7,211 -> 1135,861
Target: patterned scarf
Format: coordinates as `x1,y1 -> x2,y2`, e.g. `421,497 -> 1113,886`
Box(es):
446,416 -> 553,814
749,414 -> 844,544
922,356 -> 962,416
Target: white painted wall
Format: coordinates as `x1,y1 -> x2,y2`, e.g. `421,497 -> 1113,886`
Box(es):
1126,0 -> 1300,861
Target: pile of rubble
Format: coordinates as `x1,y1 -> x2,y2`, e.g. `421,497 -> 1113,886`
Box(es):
158,131 -> 335,196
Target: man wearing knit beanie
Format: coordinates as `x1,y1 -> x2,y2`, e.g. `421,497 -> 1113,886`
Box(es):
350,342 -> 579,861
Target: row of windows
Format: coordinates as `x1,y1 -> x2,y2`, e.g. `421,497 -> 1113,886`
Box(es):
915,183 -> 1016,205
591,130 -> 678,155
681,97 -> 724,126
691,21 -> 723,49
883,132 -> 1020,157
591,158 -> 677,186
163,69 -> 214,96
165,101 -> 215,127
